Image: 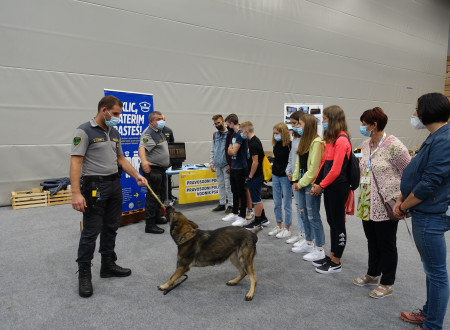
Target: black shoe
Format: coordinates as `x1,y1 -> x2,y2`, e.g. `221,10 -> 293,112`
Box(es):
156,216 -> 168,224
100,254 -> 131,278
212,204 -> 226,212
244,217 -> 263,230
315,260 -> 342,274
312,255 -> 331,267
78,262 -> 93,298
224,206 -> 233,214
260,218 -> 270,227
145,223 -> 165,234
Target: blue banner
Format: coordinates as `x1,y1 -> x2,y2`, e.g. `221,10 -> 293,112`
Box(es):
104,89 -> 153,212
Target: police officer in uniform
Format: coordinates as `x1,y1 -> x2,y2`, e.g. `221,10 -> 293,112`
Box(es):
71,95 -> 147,298
139,111 -> 171,234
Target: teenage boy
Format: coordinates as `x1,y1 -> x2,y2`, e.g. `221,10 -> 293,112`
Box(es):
222,114 -> 248,226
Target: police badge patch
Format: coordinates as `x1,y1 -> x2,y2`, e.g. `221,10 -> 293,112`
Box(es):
73,136 -> 82,146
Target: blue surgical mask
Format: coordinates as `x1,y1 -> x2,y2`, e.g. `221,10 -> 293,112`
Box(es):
105,111 -> 120,127
274,135 -> 282,142
240,133 -> 247,140
291,127 -> 298,134
323,122 -> 328,131
359,125 -> 371,137
411,116 -> 426,130
156,120 -> 165,130
297,127 -> 304,136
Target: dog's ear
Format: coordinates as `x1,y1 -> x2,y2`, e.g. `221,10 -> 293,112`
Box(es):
188,220 -> 199,229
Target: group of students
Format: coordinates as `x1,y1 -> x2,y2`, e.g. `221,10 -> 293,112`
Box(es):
210,92 -> 450,330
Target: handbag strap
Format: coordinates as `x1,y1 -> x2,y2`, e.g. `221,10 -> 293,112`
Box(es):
370,169 -> 387,203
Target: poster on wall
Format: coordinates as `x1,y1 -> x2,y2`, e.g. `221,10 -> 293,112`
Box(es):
178,170 -> 220,204
284,103 -> 324,137
104,89 -> 153,212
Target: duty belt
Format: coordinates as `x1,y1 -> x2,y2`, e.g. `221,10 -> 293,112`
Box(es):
82,173 -> 119,182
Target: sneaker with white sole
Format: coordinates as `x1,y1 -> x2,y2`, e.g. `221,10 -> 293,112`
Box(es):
293,235 -> 306,247
303,247 -> 326,261
276,228 -> 291,239
315,260 -> 342,274
268,226 -> 282,236
222,213 -> 238,222
246,209 -> 255,220
312,255 -> 331,267
232,216 -> 247,227
260,218 -> 270,227
291,241 -> 314,253
286,235 -> 299,244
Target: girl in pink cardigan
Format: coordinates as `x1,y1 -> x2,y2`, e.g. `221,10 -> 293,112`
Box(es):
354,107 -> 410,299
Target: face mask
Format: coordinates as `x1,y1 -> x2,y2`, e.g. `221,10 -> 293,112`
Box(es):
291,127 -> 299,134
105,111 -> 120,127
216,125 -> 223,131
359,125 -> 371,137
274,135 -> 282,142
411,116 -> 426,130
297,127 -> 304,136
323,122 -> 328,131
156,120 -> 165,130
240,133 -> 247,140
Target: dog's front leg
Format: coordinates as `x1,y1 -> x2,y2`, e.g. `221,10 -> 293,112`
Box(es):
158,265 -> 190,291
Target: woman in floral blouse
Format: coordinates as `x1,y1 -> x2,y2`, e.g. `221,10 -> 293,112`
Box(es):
354,107 -> 410,299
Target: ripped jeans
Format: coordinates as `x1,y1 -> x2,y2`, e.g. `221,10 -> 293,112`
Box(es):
296,183 -> 325,247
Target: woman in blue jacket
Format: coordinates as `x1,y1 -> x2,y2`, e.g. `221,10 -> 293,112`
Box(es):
395,93 -> 450,330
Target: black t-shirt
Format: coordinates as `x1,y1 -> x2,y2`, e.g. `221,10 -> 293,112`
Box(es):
247,135 -> 264,177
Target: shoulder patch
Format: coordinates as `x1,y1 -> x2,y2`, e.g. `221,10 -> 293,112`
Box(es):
73,136 -> 82,146
143,137 -> 148,143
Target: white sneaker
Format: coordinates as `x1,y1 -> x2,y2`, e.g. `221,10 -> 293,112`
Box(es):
246,209 -> 255,220
222,213 -> 238,222
292,232 -> 305,246
291,241 -> 314,253
268,226 -> 282,236
276,228 -> 291,239
232,216 -> 247,227
303,247 -> 326,261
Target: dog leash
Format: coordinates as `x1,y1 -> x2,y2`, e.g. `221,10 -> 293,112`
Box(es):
145,183 -> 166,214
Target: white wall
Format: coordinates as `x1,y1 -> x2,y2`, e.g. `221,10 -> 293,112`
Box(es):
0,0 -> 449,206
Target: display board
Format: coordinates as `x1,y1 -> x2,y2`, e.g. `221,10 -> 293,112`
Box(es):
104,89 -> 152,212
284,103 -> 324,137
178,169 -> 219,204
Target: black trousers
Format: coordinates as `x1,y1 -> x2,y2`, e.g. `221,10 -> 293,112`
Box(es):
143,168 -> 167,221
77,178 -> 122,263
323,183 -> 349,259
230,168 -> 247,218
362,219 -> 399,285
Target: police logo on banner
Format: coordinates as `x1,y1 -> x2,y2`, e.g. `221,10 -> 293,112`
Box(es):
73,136 -> 81,146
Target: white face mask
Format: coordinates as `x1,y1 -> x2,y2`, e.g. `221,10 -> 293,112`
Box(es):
410,115 -> 426,130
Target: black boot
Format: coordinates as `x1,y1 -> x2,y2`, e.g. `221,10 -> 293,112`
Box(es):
78,262 -> 93,298
145,218 -> 164,234
156,216 -> 168,224
100,253 -> 132,278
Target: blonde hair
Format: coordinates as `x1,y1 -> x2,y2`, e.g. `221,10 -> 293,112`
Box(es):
240,121 -> 254,133
297,114 -> 319,155
272,123 -> 291,147
323,105 -> 349,143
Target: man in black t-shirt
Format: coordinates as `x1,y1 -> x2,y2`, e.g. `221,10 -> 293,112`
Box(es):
239,121 -> 268,229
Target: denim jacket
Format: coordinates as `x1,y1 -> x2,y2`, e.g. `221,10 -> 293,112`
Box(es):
209,129 -> 228,168
400,123 -> 450,214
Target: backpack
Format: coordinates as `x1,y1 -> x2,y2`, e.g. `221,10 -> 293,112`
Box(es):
337,134 -> 360,190
262,156 -> 272,182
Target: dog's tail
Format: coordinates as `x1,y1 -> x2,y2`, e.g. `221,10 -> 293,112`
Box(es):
251,226 -> 263,235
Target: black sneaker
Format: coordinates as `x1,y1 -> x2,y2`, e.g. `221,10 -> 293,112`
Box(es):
224,206 -> 233,214
315,260 -> 342,274
260,218 -> 270,227
244,218 -> 262,230
312,255 -> 331,267
212,204 -> 226,212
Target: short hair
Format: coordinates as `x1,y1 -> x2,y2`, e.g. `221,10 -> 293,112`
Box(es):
212,114 -> 223,121
240,121 -> 254,133
98,95 -> 123,112
360,107 -> 388,131
149,110 -> 162,122
417,93 -> 450,125
225,113 -> 239,125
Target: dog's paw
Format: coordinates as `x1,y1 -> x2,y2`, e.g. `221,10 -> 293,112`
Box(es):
245,295 -> 253,301
158,284 -> 169,291
226,281 -> 237,286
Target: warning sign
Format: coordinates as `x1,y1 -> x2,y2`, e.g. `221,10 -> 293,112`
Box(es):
178,169 -> 220,204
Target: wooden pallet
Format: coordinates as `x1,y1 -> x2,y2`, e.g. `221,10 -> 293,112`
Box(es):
48,190 -> 72,206
11,189 -> 49,210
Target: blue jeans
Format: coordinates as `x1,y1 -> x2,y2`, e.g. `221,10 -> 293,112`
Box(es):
293,189 -> 305,232
272,174 -> 292,226
412,210 -> 450,330
215,165 -> 232,207
297,183 -> 325,246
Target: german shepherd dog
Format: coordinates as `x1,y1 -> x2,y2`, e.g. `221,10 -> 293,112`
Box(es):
158,207 -> 260,301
